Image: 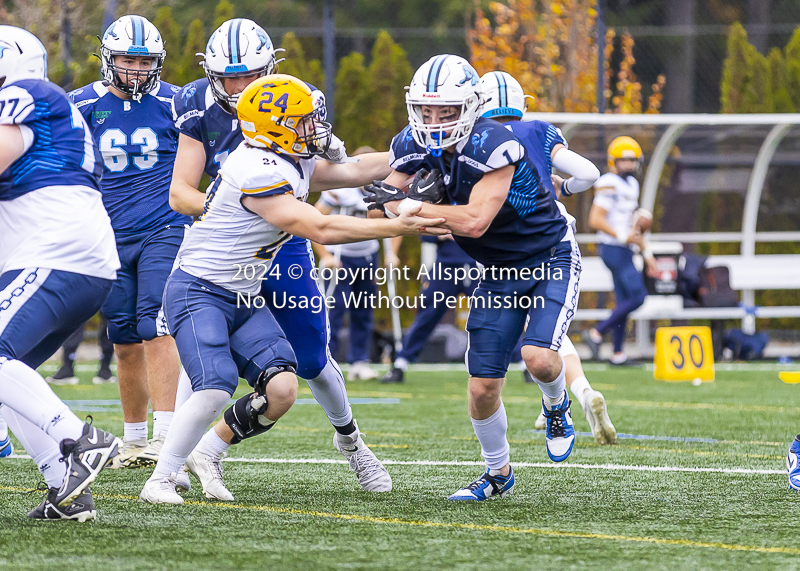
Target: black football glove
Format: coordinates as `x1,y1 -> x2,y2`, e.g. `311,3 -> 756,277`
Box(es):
363,180 -> 405,212
407,168 -> 445,204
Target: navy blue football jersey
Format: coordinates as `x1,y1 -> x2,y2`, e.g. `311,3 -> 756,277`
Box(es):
172,77 -> 326,246
0,79 -> 102,201
506,120 -> 567,198
390,118 -> 567,268
69,81 -> 190,237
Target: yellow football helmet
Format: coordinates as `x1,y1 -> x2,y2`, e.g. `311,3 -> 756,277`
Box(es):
237,74 -> 331,157
607,136 -> 644,171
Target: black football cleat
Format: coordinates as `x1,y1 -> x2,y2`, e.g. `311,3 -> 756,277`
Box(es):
54,418 -> 120,507
29,485 -> 96,522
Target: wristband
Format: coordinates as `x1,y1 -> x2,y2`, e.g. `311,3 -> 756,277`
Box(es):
616,230 -> 629,244
561,178 -> 572,197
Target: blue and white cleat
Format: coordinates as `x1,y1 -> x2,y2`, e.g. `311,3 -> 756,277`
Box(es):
543,391 -> 575,462
448,467 -> 515,501
0,435 -> 13,458
787,436 -> 800,490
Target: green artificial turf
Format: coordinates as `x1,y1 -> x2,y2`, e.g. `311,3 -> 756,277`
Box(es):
2,363 -> 799,570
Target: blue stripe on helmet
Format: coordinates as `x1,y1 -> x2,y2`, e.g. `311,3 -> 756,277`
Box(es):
230,19 -> 242,65
132,16 -> 143,47
427,55 -> 449,92
496,72 -> 507,108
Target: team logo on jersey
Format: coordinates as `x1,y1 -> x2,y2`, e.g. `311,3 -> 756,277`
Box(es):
209,140 -> 216,147
208,132 -> 220,140
471,131 -> 489,149
180,83 -> 197,101
458,65 -> 479,87
171,85 -> 180,93
92,110 -> 112,124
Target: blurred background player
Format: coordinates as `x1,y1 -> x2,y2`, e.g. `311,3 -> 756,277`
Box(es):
0,25 -> 121,520
369,55 -> 585,500
169,20 -> 393,499
583,137 -> 657,365
45,315 -> 115,385
381,234 -> 478,384
313,147 -> 381,382
70,15 -> 187,468
480,70 -> 615,445
142,75 -> 441,503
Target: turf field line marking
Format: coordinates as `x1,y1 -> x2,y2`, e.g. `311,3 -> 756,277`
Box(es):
525,429 -> 720,443
612,399 -> 800,413
3,455 -> 783,474
1,485 -> 794,556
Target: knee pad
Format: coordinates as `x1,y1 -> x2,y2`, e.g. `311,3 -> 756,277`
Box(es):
223,392 -> 272,445
254,364 -> 296,396
136,318 -> 157,342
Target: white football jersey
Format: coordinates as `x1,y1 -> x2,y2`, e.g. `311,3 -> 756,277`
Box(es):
0,185 -> 119,280
592,172 -> 640,246
177,142 -> 315,294
317,187 -> 379,258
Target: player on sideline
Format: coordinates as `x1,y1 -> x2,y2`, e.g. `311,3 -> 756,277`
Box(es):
0,26 -> 121,520
365,55 -> 592,500
69,15 -> 187,468
479,71 -> 616,445
169,19 -> 392,499
140,75 -> 445,504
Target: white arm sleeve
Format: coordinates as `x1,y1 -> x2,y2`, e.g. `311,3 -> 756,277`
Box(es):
552,148 -> 600,193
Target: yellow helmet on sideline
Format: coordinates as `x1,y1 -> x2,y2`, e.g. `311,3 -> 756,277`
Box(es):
237,74 -> 331,157
607,136 -> 643,171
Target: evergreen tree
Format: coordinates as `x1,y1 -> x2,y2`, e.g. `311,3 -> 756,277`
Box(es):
720,22 -> 752,113
214,0 -> 234,29
784,27 -> 800,111
769,47 -> 794,113
334,52 -> 372,148
366,31 -> 413,150
153,7 -> 182,85
180,19 -> 206,86
742,49 -> 772,113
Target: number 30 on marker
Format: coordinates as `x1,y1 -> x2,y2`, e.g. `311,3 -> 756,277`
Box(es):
654,326 -> 715,382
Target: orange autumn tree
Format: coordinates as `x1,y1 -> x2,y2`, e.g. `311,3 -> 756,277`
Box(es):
468,0 -> 665,113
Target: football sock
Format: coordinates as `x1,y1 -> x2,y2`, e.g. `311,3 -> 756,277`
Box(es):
535,356 -> 567,409
152,389 -> 230,479
333,420 -> 357,436
1,406 -> 66,488
0,359 -> 84,443
569,375 -> 592,409
198,428 -> 230,459
174,367 -> 193,412
152,411 -> 174,439
471,402 -> 510,470
393,357 -> 409,371
0,415 -> 7,441
307,359 -> 353,428
124,422 -> 148,443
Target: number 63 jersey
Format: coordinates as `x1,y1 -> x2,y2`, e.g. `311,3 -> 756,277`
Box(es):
176,142 -> 316,295
69,80 -> 190,237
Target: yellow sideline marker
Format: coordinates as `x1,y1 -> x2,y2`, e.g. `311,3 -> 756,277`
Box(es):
779,372 -> 800,384
654,326 -> 715,382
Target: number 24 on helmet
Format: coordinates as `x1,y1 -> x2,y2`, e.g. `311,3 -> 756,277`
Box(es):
237,74 -> 331,158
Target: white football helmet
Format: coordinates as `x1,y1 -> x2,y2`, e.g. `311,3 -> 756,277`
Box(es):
100,15 -> 165,100
201,19 -> 281,112
406,54 -> 482,151
480,71 -> 533,119
0,26 -> 48,88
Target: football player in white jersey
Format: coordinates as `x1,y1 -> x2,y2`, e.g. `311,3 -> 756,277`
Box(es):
140,75 -> 445,503
170,20 -> 395,500
0,26 -> 121,520
583,137 -> 657,365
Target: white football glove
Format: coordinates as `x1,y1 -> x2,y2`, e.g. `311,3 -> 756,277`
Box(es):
322,133 -> 354,163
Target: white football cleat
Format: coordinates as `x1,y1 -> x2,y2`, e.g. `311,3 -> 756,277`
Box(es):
137,434 -> 164,466
334,423 -> 392,492
534,409 -> 546,430
107,438 -> 148,469
584,390 -> 617,445
186,449 -> 234,501
140,474 -> 184,505
175,467 -> 191,492
348,361 -> 379,381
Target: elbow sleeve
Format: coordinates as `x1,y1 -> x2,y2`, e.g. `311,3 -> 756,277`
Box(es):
552,149 -> 600,193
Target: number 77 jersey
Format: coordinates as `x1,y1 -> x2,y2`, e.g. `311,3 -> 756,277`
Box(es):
69,80 -> 190,237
